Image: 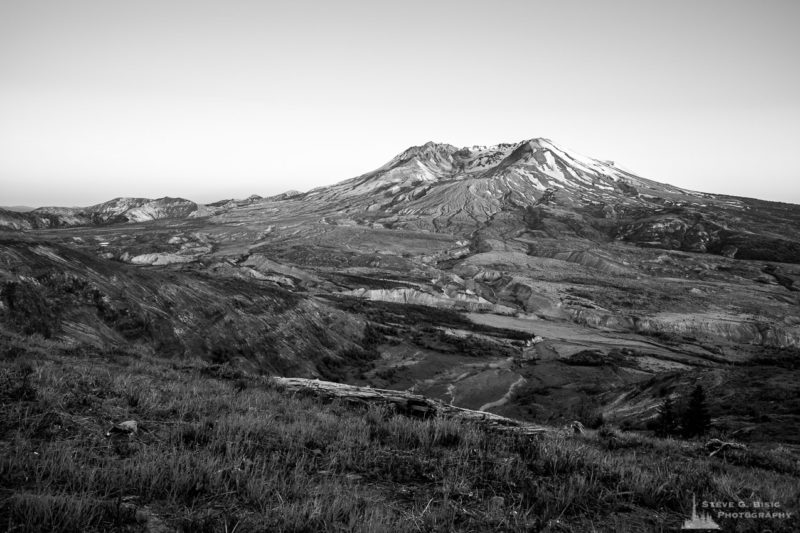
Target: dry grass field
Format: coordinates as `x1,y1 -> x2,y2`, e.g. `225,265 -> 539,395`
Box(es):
2,333 -> 798,532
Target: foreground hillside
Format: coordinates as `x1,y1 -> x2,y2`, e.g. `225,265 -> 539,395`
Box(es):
1,336 -> 798,532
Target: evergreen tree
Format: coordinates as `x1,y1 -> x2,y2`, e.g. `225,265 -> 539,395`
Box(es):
681,385 -> 711,438
655,396 -> 679,437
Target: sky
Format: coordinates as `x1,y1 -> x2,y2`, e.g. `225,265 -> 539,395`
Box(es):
1,0 -> 799,207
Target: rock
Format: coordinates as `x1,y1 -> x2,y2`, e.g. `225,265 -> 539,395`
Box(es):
343,287 -> 515,314
489,496 -> 505,511
132,506 -> 171,533
473,269 -> 503,282
784,316 -> 800,326
134,509 -> 150,524
129,253 -> 196,266
524,336 -> 544,347
106,420 -> 138,437
762,265 -> 798,291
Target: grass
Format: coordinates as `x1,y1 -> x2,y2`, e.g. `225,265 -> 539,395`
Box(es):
1,337 -> 799,532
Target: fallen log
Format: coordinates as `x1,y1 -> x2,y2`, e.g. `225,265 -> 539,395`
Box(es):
272,377 -> 548,435
705,438 -> 747,457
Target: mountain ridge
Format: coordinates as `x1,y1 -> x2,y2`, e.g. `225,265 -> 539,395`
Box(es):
4,137 -> 800,263
0,196 -> 210,230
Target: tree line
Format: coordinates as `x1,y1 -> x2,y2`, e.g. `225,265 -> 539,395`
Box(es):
650,384 -> 711,438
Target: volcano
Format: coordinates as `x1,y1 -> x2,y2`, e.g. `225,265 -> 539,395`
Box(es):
254,138 -> 800,264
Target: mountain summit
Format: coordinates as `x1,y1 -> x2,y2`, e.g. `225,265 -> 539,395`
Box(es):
285,138 -> 799,263
306,138 -> 705,219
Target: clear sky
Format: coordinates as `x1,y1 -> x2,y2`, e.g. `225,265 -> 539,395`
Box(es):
1,0 -> 799,207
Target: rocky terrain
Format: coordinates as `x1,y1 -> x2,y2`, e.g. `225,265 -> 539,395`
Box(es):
2,138 -> 800,438
1,138 -> 799,530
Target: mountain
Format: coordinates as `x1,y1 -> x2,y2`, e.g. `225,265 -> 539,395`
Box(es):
309,138 -> 693,211
274,138 -> 800,264
0,196 -> 211,230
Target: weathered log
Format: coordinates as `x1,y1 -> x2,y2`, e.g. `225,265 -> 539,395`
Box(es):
272,377 -> 548,435
705,438 -> 747,457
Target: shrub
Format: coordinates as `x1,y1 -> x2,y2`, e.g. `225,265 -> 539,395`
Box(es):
1,281 -> 60,337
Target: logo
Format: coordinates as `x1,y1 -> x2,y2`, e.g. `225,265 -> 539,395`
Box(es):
682,495 -> 792,529
682,495 -> 721,530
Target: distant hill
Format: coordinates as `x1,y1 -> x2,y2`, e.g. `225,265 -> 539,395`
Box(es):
0,205 -> 36,212
0,196 -> 212,230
